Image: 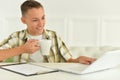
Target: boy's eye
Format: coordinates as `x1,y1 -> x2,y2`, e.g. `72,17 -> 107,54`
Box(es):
33,20 -> 38,21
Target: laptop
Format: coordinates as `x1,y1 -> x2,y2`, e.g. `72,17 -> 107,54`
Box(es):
58,50 -> 120,75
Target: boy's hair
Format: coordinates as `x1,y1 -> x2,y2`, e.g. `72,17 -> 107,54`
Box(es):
21,0 -> 43,16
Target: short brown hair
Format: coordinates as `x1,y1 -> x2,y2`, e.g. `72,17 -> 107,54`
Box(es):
21,0 -> 43,16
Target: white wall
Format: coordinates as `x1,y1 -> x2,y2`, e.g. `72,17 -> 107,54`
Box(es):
1,0 -> 120,47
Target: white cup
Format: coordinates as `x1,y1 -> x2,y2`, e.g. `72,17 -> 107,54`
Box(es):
39,39 -> 51,55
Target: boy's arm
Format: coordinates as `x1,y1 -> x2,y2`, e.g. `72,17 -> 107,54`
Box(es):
0,39 -> 40,61
67,56 -> 96,64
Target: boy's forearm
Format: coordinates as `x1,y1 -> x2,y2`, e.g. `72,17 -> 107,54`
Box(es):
67,58 -> 77,63
0,45 -> 25,61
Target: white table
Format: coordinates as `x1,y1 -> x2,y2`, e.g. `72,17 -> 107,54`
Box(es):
0,63 -> 120,80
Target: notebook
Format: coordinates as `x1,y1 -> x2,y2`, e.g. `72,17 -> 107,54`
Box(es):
0,63 -> 58,76
58,50 -> 120,75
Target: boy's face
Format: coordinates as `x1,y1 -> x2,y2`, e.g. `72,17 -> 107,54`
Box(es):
21,7 -> 45,36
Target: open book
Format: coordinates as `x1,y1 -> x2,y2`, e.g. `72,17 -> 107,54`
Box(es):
0,63 -> 58,76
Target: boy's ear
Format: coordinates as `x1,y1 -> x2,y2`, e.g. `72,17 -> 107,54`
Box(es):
21,17 -> 26,24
